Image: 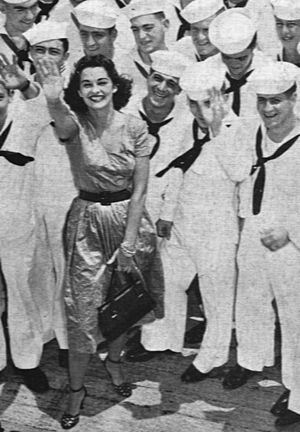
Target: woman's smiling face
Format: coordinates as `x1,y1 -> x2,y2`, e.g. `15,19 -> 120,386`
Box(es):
78,66 -> 116,110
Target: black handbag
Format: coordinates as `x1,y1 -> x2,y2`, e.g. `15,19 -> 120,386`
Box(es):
98,266 -> 156,342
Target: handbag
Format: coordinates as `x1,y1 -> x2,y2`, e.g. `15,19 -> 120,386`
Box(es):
98,262 -> 156,342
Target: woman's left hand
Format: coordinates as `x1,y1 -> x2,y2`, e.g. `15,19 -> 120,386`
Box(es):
117,249 -> 135,273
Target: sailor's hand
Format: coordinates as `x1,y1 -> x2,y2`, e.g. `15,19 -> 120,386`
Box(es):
156,219 -> 173,240
200,87 -> 227,137
35,58 -> 64,102
0,54 -> 29,90
260,227 -> 289,251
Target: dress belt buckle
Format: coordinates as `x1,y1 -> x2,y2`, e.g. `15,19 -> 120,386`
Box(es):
100,195 -> 111,206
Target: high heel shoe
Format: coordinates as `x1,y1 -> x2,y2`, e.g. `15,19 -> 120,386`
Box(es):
104,357 -> 133,397
61,386 -> 87,430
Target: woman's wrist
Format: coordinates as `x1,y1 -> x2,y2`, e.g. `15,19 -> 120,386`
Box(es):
120,240 -> 136,257
47,97 -> 62,107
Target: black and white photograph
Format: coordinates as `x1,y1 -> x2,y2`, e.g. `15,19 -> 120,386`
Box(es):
0,0 -> 299,430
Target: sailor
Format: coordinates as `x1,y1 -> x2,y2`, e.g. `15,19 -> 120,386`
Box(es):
0,18 -> 74,375
0,0 -> 40,73
222,62 -> 300,429
223,0 -> 279,59
0,77 -> 49,392
25,19 -> 75,361
25,19 -> 71,81
207,8 -> 273,119
177,61 -> 252,382
123,50 -> 192,224
271,0 -> 300,66
123,50 -> 194,360
127,60 -> 249,368
70,1 -> 132,75
123,0 -> 170,95
172,0 -> 224,63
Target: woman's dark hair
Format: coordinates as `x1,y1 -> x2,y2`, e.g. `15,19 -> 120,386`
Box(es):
64,54 -> 132,113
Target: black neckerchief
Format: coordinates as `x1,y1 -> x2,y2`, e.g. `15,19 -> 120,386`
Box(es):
115,0 -> 126,8
139,110 -> 174,159
0,34 -> 35,73
224,0 -> 248,8
175,6 -> 190,41
251,126 -> 300,215
35,0 -> 59,23
225,69 -> 253,116
0,121 -> 34,165
134,61 -> 149,79
156,119 -> 210,177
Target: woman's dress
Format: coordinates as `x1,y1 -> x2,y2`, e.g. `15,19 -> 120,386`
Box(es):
62,111 -> 164,353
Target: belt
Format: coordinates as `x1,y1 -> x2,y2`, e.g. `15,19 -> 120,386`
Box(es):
79,189 -> 131,205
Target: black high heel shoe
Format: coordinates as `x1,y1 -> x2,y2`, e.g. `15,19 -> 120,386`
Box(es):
104,357 -> 133,397
61,386 -> 87,430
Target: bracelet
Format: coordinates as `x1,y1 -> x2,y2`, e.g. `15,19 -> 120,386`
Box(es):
120,241 -> 136,257
19,79 -> 31,92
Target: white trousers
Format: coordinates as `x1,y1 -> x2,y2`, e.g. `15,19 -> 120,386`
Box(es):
31,210 -> 68,350
142,230 -> 196,353
288,325 -> 300,414
0,231 -> 44,369
141,226 -> 237,373
236,219 -> 300,390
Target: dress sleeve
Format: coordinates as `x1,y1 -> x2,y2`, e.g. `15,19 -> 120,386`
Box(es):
127,114 -> 156,158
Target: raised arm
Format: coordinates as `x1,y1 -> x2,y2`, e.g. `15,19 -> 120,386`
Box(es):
35,58 -> 78,141
0,54 -> 39,100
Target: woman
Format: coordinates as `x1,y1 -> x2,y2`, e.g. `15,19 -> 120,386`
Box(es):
36,55 -> 164,429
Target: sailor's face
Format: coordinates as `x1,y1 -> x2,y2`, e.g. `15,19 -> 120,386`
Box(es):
131,14 -> 168,54
79,25 -> 116,58
147,70 -> 180,108
190,16 -> 218,58
4,0 -> 39,33
188,97 -> 209,129
275,18 -> 300,50
221,47 -> 254,79
30,40 -> 68,69
257,91 -> 296,130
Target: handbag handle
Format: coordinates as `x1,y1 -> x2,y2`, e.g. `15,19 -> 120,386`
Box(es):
94,248 -> 147,289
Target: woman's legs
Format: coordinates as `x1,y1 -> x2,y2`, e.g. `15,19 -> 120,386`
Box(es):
66,351 -> 90,415
106,333 -> 127,385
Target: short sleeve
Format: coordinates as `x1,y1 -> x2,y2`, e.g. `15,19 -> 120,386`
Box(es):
126,114 -> 156,158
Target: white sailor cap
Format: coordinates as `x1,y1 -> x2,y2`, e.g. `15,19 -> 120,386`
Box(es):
72,1 -> 118,29
271,0 -> 300,21
209,8 -> 256,55
180,60 -> 226,100
150,50 -> 191,79
124,0 -> 166,21
181,0 -> 224,24
24,21 -> 68,46
248,62 -> 298,95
